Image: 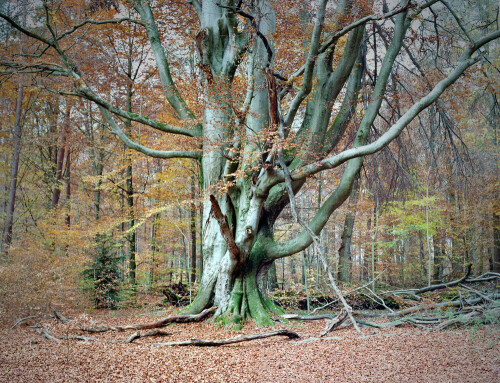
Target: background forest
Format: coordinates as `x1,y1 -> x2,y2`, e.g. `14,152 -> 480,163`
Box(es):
0,0 -> 498,323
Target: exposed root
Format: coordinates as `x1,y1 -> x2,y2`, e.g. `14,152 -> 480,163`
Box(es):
152,329 -> 300,347
11,315 -> 38,330
82,307 -> 216,333
52,310 -> 70,323
31,326 -> 60,341
123,330 -> 171,344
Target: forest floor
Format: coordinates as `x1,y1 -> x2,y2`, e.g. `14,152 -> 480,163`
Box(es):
1,304 -> 499,383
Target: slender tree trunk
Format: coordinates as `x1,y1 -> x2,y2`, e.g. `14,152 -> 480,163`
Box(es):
124,80 -> 136,287
268,261 -> 278,290
190,176 -> 197,283
51,103 -> 71,208
1,74 -> 24,258
419,232 -> 426,283
63,150 -> 71,255
64,151 -> 71,228
302,250 -> 310,312
433,239 -> 443,282
371,196 -> 379,290
1,0 -> 26,257
149,212 -> 160,286
338,172 -> 360,282
493,212 -> 500,273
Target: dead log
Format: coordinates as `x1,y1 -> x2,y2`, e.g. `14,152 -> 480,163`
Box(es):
319,310 -> 348,337
412,263 -> 471,294
11,315 -> 38,330
152,329 -> 300,347
82,307 -> 216,333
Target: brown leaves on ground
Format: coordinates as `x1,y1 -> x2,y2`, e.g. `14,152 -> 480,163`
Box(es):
1,308 -> 499,383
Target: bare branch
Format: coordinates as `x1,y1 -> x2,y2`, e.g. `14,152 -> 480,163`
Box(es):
77,88 -> 200,137
99,107 -> 200,160
264,29 -> 500,187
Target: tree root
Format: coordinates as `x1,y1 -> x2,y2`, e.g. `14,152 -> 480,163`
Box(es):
82,307 -> 216,333
123,330 -> 171,344
11,315 -> 38,330
152,329 -> 300,347
53,310 -> 70,323
31,326 -> 60,341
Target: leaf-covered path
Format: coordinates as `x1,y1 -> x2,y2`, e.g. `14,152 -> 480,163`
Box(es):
1,309 -> 499,382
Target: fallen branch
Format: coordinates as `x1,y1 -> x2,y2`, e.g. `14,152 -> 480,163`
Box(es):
461,285 -> 493,303
311,272 -> 387,313
82,307 -> 216,333
386,264 -> 472,296
363,287 -> 395,313
432,306 -> 500,331
11,315 -> 38,330
414,264 -> 472,294
319,310 -> 348,337
152,329 -> 300,347
388,293 -> 500,317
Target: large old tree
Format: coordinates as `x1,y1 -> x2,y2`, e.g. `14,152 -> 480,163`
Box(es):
1,0 -> 499,324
